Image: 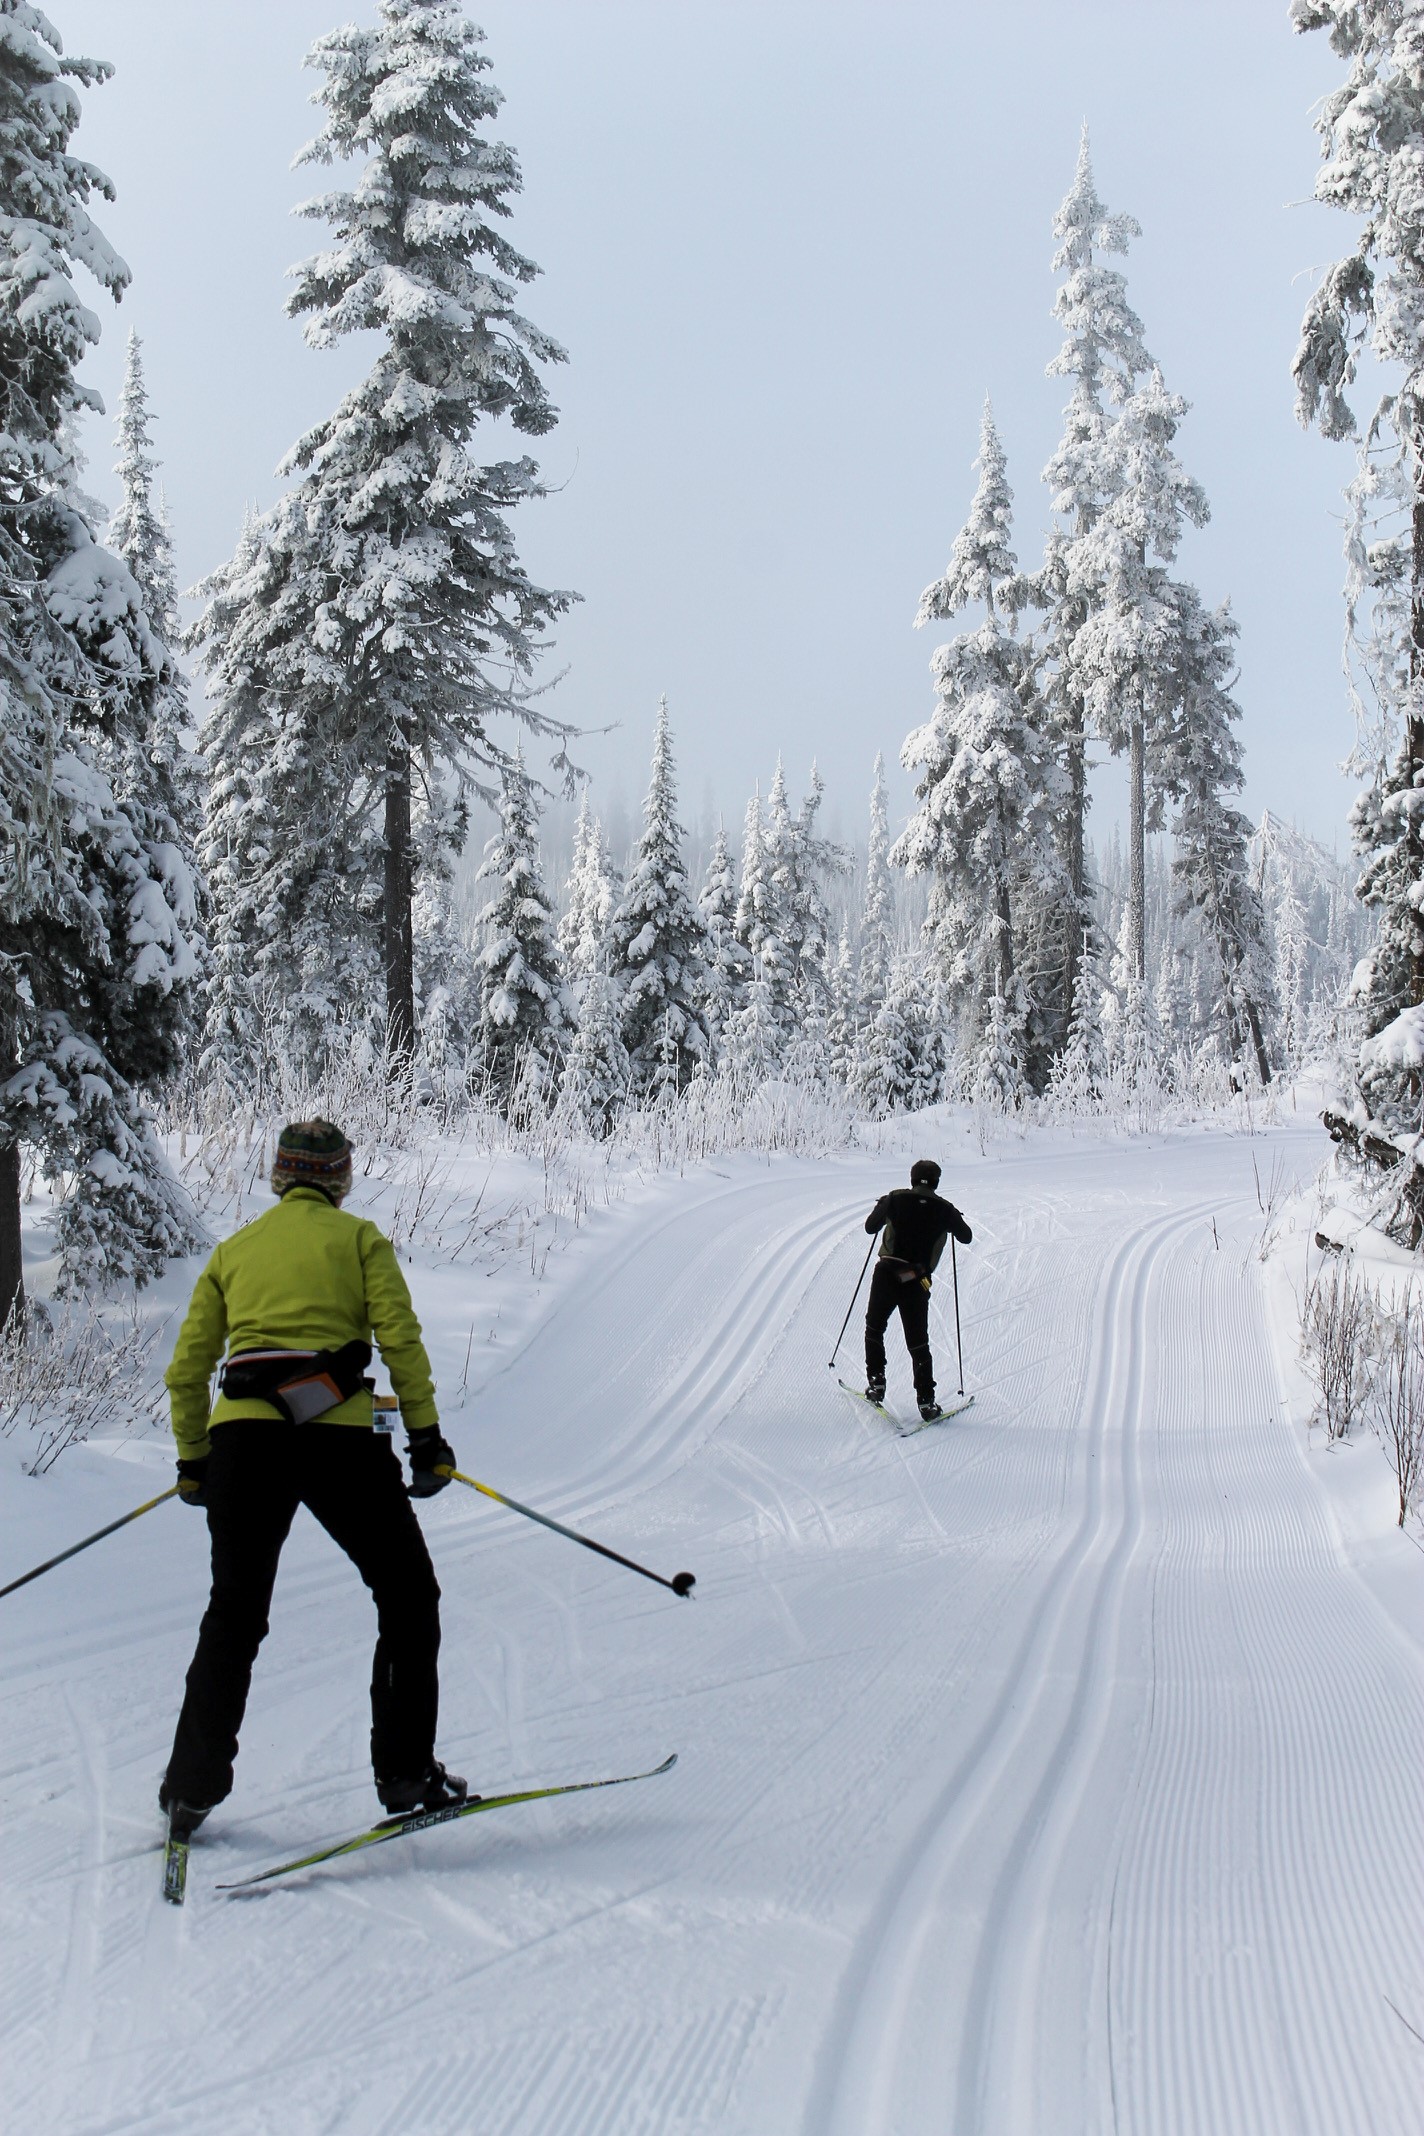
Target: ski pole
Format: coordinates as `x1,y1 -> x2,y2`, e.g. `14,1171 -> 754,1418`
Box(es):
0,1484 -> 180,1601
436,1469 -> 695,1598
827,1235 -> 877,1371
950,1235 -> 965,1397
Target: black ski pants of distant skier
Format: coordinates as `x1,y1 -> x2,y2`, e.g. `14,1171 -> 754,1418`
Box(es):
165,1421 -> 442,1806
865,1261 -> 936,1405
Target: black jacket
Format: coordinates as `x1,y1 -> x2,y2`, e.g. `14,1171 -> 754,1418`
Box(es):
865,1186 -> 971,1276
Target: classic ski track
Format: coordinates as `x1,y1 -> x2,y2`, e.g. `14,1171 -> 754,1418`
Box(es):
11,1129 -> 1421,2136
0,1173 -> 858,1699
1097,1219 -> 1424,2136
810,1196 -> 1221,2136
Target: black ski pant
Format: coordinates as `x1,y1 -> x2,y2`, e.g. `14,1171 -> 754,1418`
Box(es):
865,1261 -> 935,1405
165,1422 -> 442,1807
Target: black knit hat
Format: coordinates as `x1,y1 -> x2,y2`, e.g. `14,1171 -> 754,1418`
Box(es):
910,1158 -> 941,1190
272,1119 -> 353,1202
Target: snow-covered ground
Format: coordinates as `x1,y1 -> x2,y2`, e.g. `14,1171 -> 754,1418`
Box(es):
2,1121 -> 1421,2134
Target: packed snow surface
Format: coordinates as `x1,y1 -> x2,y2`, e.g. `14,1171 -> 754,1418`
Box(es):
2,1124 -> 1422,2134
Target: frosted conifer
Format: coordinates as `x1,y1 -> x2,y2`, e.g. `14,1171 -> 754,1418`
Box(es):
895,404 -> 1064,1063
605,699 -> 709,1093
474,751 -> 570,1109
853,954 -> 943,1116
1293,1 -> 1424,1140
193,0 -> 577,1061
828,925 -> 858,1085
1032,130 -> 1154,1039
972,982 -> 1029,1112
1065,368 -> 1209,987
196,518 -> 378,1083
561,963 -> 630,1138
858,753 -> 895,1021
110,331 -> 202,848
697,820 -> 750,1047
0,6 -> 202,1317
760,759 -> 848,1047
734,791 -> 769,960
1158,588 -> 1274,1082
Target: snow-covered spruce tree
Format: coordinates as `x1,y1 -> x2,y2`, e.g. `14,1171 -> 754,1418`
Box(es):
851,951 -> 944,1117
827,924 -> 858,1084
858,752 -> 895,1023
195,517 -> 380,1084
697,819 -> 750,1049
474,749 -> 570,1110
605,699 -> 709,1094
558,787 -> 619,990
109,330 -> 203,859
734,790 -> 770,963
759,759 -> 848,1047
1065,366 -> 1210,989
413,867 -> 481,1085
193,0 -> 576,1064
1252,811 -> 1370,1066
1292,3 -> 1424,1156
894,401 -> 1064,1085
1031,130 -> 1154,1045
1157,586 -> 1274,1082
0,4 -> 202,1322
560,961 -> 630,1138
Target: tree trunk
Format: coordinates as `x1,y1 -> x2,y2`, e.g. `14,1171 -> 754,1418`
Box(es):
1243,994 -> 1272,1087
0,1136 -> 22,1332
383,717 -> 415,1061
1409,484 -> 1424,1006
1062,703 -> 1086,1030
1129,713 -> 1146,986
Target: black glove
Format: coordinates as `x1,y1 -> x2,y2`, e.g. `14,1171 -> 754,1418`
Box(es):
406,1426 -> 456,1499
176,1456 -> 210,1507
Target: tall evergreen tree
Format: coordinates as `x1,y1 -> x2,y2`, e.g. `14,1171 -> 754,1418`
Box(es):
697,820 -> 750,1047
761,759 -> 846,1037
561,962 -> 630,1137
1158,587 -> 1274,1082
894,402 -> 1063,1075
1033,130 -> 1153,1036
858,752 -> 895,1022
196,518 -> 378,1083
559,789 -> 599,984
109,330 -> 202,848
0,4 -> 201,1321
605,699 -> 709,1093
1293,0 -> 1424,1133
1062,367 -> 1209,987
474,750 -> 570,1107
734,789 -> 769,961
193,0 -> 576,1062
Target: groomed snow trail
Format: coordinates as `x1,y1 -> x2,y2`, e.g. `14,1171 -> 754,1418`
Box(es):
2,1129 -> 1421,2134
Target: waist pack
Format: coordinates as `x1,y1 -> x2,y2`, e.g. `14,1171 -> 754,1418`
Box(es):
220,1339 -> 374,1424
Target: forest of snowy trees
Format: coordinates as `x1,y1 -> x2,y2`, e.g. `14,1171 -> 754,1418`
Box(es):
0,0 -> 1412,1326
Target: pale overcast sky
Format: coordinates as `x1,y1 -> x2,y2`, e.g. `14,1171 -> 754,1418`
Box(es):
61,1 -> 1356,852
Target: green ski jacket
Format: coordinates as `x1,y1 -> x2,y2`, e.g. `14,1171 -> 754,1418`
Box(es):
164,1187 -> 438,1460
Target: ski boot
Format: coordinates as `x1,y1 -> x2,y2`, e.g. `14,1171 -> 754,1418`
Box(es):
918,1399 -> 943,1423
158,1778 -> 215,1840
865,1377 -> 886,1405
376,1759 -> 473,1817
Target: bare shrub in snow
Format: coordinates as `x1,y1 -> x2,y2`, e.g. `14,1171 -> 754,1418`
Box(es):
0,1300 -> 168,1474
1300,1260 -> 1376,1442
1369,1289 -> 1424,1529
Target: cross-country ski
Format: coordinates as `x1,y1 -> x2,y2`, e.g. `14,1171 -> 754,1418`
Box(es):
3,8 -> 1424,2135
217,1754 -> 678,1893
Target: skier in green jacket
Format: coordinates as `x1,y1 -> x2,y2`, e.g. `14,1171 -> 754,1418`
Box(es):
159,1120 -> 467,1839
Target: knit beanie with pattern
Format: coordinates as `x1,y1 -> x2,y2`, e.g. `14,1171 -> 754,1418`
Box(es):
272,1120 -> 353,1202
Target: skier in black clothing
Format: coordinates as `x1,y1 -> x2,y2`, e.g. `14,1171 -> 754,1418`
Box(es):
864,1158 -> 972,1419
